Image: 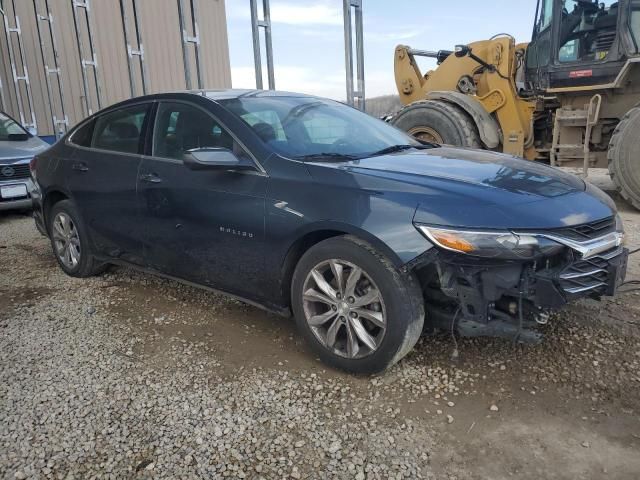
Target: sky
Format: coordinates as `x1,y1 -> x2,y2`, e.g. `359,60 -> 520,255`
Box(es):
225,0 -> 539,101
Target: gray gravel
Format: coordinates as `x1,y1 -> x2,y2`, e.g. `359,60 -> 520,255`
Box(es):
2,211 -> 640,479
1,215 -> 434,479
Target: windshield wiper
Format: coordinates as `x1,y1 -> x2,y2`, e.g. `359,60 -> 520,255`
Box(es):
367,143 -> 437,157
295,152 -> 360,162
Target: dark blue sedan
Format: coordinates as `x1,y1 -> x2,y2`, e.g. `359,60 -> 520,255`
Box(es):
31,90 -> 627,373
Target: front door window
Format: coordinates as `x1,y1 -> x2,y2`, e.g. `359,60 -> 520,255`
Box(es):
153,102 -> 252,163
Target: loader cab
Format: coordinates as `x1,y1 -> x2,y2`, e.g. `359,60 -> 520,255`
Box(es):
526,0 -> 640,91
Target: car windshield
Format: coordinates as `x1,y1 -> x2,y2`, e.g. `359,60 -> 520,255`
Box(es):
0,112 -> 29,141
219,95 -> 425,160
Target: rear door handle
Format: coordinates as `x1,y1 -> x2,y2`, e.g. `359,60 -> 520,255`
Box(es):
72,162 -> 89,172
139,172 -> 163,184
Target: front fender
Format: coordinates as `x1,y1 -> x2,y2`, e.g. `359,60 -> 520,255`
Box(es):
283,219 -> 429,269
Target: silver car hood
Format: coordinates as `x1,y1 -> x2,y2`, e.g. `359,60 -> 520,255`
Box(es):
0,136 -> 49,162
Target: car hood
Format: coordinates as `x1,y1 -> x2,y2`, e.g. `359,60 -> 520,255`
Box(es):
0,136 -> 49,162
307,146 -> 616,230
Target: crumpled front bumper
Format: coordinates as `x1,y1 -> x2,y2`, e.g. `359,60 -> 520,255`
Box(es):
534,246 -> 628,309
415,230 -> 628,344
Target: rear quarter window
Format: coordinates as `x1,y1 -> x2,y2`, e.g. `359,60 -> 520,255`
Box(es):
69,119 -> 95,147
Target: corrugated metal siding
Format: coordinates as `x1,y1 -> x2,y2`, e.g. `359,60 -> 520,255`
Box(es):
0,0 -> 231,137
137,0 -> 188,92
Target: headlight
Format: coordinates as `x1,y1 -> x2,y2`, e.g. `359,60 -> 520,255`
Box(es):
416,225 -> 564,259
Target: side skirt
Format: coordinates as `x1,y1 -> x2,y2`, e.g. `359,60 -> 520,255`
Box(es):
95,257 -> 292,318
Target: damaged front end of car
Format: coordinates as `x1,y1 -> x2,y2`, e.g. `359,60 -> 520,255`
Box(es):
410,216 -> 628,344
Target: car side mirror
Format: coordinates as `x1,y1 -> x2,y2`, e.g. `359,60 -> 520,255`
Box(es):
183,147 -> 255,171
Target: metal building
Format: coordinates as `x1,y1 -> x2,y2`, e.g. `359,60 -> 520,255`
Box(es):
0,0 -> 231,140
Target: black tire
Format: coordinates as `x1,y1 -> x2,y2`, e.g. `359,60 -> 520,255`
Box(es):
391,99 -> 482,148
291,235 -> 424,374
48,199 -> 106,277
608,107 -> 640,210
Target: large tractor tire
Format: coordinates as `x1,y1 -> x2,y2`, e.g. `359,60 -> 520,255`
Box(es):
391,99 -> 482,148
608,107 -> 640,210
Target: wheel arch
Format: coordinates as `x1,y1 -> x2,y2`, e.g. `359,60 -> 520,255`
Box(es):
277,222 -> 406,307
42,189 -> 71,234
426,91 -> 501,149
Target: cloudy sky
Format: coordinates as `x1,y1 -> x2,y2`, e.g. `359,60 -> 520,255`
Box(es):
225,0 -> 538,100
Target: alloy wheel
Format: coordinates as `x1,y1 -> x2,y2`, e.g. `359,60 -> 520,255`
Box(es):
52,212 -> 81,269
302,259 -> 386,359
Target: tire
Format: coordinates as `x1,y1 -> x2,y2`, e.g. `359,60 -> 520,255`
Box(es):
391,99 -> 482,148
48,199 -> 106,277
608,107 -> 640,210
291,235 -> 424,374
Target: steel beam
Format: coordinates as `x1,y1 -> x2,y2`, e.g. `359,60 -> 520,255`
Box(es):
250,0 -> 275,90
343,0 -> 365,110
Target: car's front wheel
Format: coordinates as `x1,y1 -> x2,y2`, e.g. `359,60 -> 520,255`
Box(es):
291,236 -> 424,374
49,200 -> 106,277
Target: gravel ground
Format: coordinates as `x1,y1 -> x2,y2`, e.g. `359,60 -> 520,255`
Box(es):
1,197 -> 640,479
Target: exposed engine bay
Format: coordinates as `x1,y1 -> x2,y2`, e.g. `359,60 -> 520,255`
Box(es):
411,221 -> 628,344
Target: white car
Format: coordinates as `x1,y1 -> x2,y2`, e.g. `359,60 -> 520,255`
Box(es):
0,112 -> 49,211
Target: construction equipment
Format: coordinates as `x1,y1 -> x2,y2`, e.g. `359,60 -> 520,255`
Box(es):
392,0 -> 640,209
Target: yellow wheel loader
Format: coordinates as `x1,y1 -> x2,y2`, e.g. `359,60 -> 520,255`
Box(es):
392,0 -> 640,208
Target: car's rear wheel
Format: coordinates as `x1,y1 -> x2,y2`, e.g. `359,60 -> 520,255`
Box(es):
291,236 -> 424,374
49,200 -> 106,277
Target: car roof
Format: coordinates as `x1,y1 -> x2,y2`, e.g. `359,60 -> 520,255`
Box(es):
96,89 -> 322,116
197,89 -> 316,100
117,89 -> 317,104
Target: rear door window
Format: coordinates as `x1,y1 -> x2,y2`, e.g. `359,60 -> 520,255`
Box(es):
91,104 -> 149,154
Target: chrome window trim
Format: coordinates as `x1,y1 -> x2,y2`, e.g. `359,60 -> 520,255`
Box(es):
66,100 -> 153,152
137,152 -> 268,177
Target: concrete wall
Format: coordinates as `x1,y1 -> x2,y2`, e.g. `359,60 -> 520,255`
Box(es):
0,0 -> 231,137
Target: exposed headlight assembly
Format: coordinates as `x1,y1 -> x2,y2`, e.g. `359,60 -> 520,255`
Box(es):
416,225 -> 564,259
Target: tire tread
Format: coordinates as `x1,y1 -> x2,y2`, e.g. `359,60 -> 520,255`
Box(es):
608,107 -> 640,210
49,199 -> 106,278
291,235 -> 424,374
392,99 -> 483,149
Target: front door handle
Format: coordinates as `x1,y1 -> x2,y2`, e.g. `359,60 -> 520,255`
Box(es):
72,162 -> 89,172
139,172 -> 162,184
